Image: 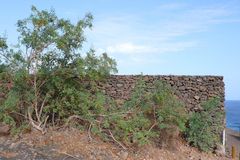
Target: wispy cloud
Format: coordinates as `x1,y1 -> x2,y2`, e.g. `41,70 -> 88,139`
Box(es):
106,43 -> 153,54
85,2 -> 240,68
100,41 -> 197,55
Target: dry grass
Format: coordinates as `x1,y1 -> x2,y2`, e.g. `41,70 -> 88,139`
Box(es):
14,128 -> 230,160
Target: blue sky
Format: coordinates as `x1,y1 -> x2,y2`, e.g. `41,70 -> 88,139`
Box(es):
0,0 -> 240,100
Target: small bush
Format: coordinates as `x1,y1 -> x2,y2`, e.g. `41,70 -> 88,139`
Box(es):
185,97 -> 224,152
107,79 -> 188,147
153,81 -> 188,132
110,79 -> 156,146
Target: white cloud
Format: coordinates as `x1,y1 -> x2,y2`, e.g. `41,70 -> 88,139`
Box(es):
85,2 -> 240,68
106,43 -> 152,54
102,41 -> 196,55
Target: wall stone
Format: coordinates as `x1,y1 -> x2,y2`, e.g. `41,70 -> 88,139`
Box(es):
98,75 -> 225,144
98,75 -> 225,112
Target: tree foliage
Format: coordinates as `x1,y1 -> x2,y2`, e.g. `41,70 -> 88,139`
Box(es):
0,6 -> 117,133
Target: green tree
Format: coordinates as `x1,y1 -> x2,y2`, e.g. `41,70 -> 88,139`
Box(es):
0,6 -> 117,133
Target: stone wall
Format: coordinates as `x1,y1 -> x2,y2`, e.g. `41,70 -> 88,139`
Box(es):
98,75 -> 225,112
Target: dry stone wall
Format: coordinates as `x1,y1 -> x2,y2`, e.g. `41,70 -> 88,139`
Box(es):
98,75 -> 225,112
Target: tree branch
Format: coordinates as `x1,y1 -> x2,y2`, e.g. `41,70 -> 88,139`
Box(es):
108,130 -> 127,150
28,107 -> 45,134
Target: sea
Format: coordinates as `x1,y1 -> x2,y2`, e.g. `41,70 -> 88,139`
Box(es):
225,100 -> 240,132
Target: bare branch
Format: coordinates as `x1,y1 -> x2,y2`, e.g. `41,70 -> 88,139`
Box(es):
28,107 -> 45,134
53,149 -> 81,160
9,111 -> 28,119
42,115 -> 49,129
65,115 -> 89,126
89,111 -> 134,118
148,121 -> 157,132
28,107 -> 46,134
39,95 -> 47,119
148,105 -> 157,132
52,112 -> 55,127
88,123 -> 92,142
108,130 -> 127,150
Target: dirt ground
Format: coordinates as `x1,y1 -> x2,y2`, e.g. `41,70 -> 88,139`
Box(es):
225,128 -> 240,158
0,128 -> 231,160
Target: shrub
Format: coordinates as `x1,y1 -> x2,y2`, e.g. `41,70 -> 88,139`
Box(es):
185,97 -> 224,152
110,79 -> 156,146
153,81 -> 188,132
0,6 -> 117,133
106,79 -> 188,147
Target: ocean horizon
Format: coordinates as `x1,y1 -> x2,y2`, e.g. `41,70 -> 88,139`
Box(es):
225,100 -> 240,132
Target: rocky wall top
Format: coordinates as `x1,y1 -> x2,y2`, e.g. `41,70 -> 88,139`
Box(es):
98,75 -> 225,111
